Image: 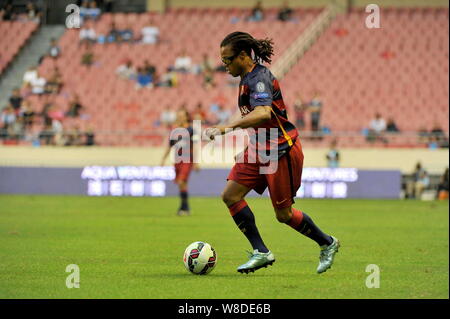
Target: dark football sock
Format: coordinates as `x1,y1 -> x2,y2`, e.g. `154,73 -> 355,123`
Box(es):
287,208 -> 333,246
180,191 -> 189,211
228,200 -> 269,253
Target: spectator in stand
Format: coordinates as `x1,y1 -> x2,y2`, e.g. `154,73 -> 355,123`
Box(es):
202,68 -> 215,89
85,127 -> 95,146
26,1 -> 41,23
278,1 -> 294,22
197,53 -> 214,74
65,125 -> 83,146
66,94 -> 83,118
1,104 -> 16,139
30,75 -> 47,95
9,88 -> 23,113
198,53 -> 215,89
247,1 -> 264,22
19,100 -> 35,131
107,21 -> 121,43
367,112 -> 387,143
326,139 -> 340,168
293,92 -> 306,130
0,4 -> 14,21
192,102 -> 208,124
80,0 -> 101,21
160,105 -> 177,128
406,162 -> 429,199
142,60 -> 156,79
135,67 -> 153,89
39,123 -> 54,145
120,24 -> 134,43
116,59 -> 136,80
20,82 -> 33,98
417,126 -> 429,144
436,167 -> 449,200
309,91 -> 323,139
79,24 -> 97,47
79,0 -> 89,19
157,68 -> 177,87
39,38 -> 62,64
47,103 -> 65,122
141,18 -> 160,44
81,45 -> 95,67
386,117 -> 400,133
429,122 -> 449,148
89,1 -> 102,20
45,66 -> 63,94
48,38 -> 61,60
23,66 -> 38,87
52,118 -> 65,146
172,50 -> 192,73
40,101 -> 53,127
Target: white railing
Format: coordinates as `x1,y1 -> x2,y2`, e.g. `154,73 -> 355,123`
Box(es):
271,3 -> 339,79
4,130 -> 447,148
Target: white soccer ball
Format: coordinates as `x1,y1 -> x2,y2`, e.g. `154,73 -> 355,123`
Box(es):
183,241 -> 217,275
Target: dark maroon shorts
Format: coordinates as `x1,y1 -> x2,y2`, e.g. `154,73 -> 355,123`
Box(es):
227,139 -> 304,209
174,162 -> 193,183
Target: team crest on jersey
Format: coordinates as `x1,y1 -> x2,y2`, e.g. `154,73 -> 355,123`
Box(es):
256,82 -> 265,92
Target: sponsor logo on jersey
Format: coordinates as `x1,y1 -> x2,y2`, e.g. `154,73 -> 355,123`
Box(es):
253,92 -> 269,99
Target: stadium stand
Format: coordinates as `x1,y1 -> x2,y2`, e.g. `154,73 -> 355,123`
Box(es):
1,5 -> 448,148
27,7 -> 321,146
0,20 -> 38,74
281,7 -> 449,147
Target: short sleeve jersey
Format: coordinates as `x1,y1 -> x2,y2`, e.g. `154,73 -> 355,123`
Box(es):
169,126 -> 194,163
238,64 -> 299,157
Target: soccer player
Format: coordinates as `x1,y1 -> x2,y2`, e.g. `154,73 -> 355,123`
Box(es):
161,109 -> 198,216
205,32 -> 340,274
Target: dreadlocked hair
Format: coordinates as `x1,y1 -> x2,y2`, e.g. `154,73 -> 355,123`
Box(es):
221,31 -> 274,64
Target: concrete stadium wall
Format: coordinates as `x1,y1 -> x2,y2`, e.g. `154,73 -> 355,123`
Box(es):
0,146 -> 447,174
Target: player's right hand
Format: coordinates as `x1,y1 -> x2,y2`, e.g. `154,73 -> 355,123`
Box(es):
203,127 -> 221,140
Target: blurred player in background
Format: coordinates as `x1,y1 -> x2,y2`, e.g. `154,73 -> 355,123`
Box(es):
326,139 -> 340,168
205,31 -> 340,274
161,109 -> 198,216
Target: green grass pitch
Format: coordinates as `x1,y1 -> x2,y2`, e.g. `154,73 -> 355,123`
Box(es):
0,195 -> 448,299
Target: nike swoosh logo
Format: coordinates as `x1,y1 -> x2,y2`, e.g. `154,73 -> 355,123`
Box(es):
276,199 -> 288,205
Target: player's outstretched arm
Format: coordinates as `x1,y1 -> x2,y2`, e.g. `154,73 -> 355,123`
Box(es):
205,106 -> 271,140
160,145 -> 171,166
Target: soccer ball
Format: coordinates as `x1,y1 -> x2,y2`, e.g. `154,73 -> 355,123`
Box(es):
183,241 -> 217,275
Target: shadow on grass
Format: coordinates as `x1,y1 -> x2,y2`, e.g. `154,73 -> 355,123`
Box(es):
138,271 -> 303,279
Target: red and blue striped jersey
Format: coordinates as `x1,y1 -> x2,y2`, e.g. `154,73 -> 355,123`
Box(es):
238,64 -> 299,157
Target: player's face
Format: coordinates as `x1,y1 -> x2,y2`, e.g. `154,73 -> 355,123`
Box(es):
220,45 -> 242,77
176,110 -> 188,124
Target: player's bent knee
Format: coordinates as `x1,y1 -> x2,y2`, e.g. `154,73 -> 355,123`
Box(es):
274,208 -> 292,223
275,214 -> 291,223
177,181 -> 187,191
221,191 -> 241,207
221,191 -> 232,205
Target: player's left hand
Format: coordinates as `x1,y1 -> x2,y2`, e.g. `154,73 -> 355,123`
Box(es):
193,163 -> 200,171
